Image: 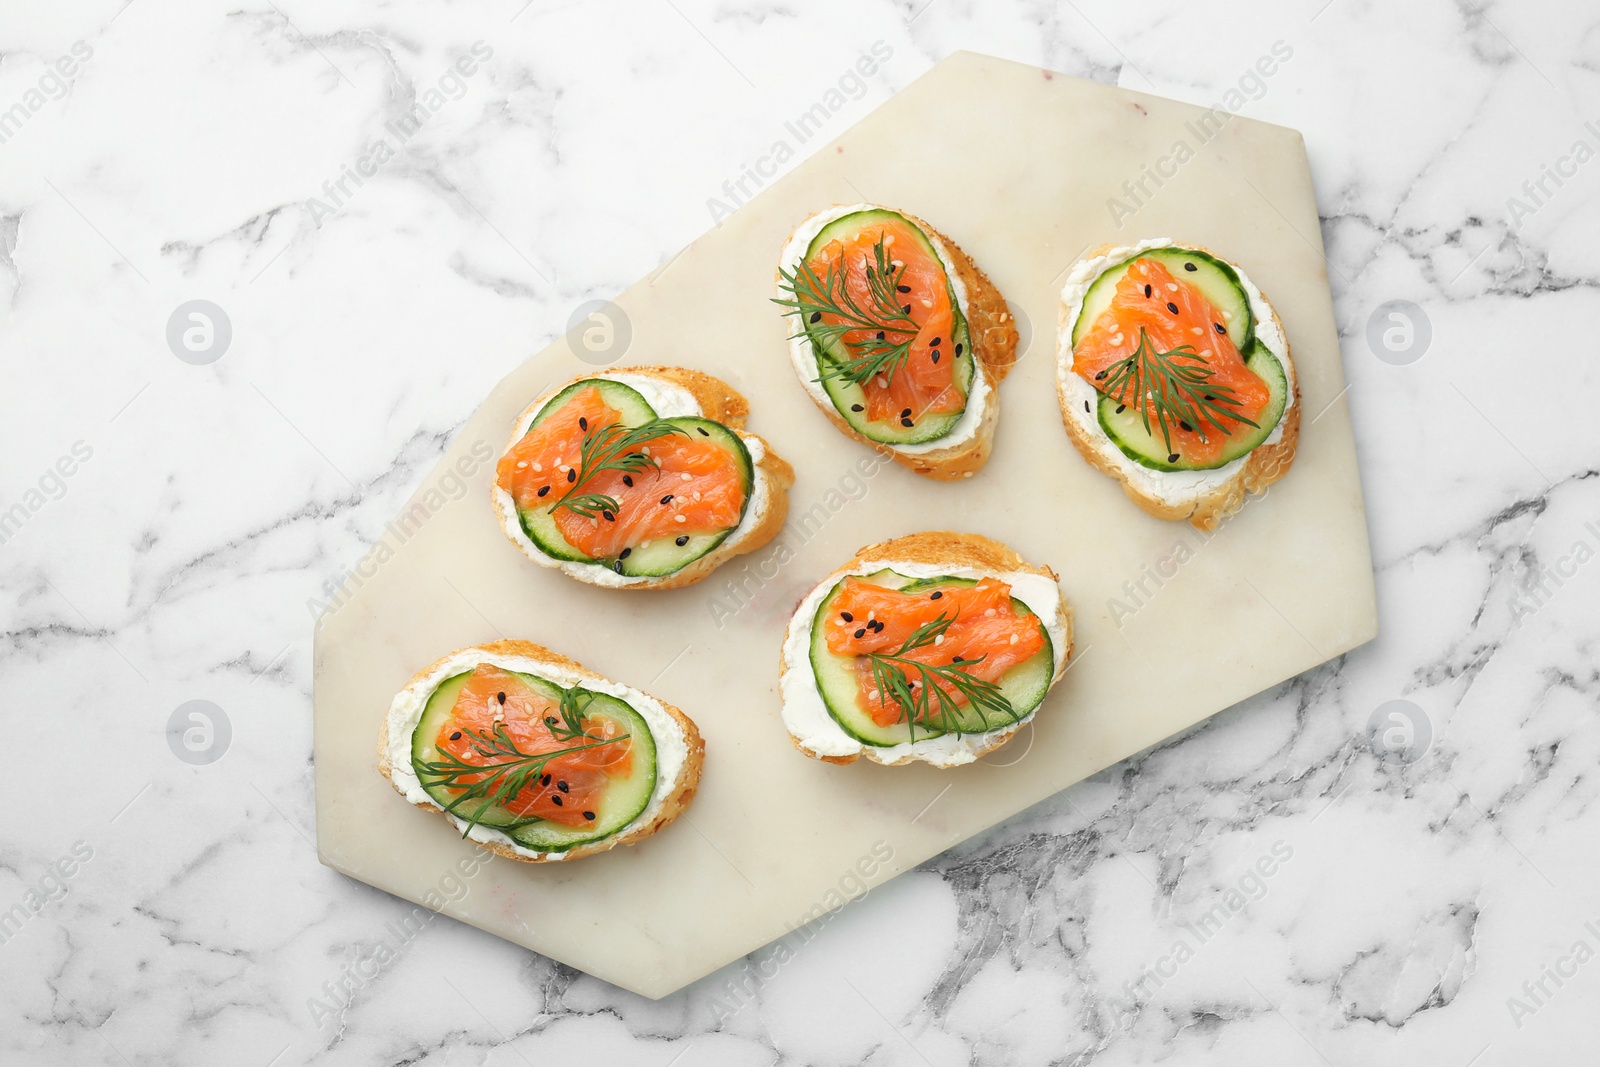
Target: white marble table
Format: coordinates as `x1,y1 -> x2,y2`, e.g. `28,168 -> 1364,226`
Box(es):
3,2 -> 1595,1064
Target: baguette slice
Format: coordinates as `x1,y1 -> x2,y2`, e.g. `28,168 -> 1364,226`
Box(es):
778,532 -> 1073,767
1055,241 -> 1301,531
776,205 -> 1018,481
377,639 -> 705,863
491,366 -> 795,590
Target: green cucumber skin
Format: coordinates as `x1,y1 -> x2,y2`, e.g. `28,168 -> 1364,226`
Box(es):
410,669 -> 658,853
808,571 -> 1055,748
512,390 -> 754,577
801,209 -> 973,446
1096,342 -> 1289,473
1071,246 -> 1255,353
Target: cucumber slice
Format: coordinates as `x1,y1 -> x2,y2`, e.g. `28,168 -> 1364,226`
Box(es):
1097,341 -> 1288,472
808,570 -> 1054,748
801,209 -> 973,445
1072,246 -> 1254,353
410,671 -> 659,853
410,669 -> 565,830
507,692 -> 657,853
514,395 -> 753,577
528,379 -> 656,431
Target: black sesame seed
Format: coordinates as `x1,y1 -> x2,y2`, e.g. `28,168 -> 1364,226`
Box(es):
901,417 -> 914,427
449,730 -> 462,740
932,352 -> 941,364
876,331 -> 885,341
1116,404 -> 1126,414
841,611 -> 854,622
620,547 -> 632,559
1084,401 -> 1090,413
675,535 -> 689,546
930,337 -> 941,347
955,343 -> 963,355
930,591 -> 943,600
566,469 -> 576,483
1144,284 -> 1153,297
697,427 -> 709,436
622,474 -> 633,486
854,628 -> 866,638
497,691 -> 506,704
1214,322 -> 1226,335
1204,394 -> 1215,401
851,404 -> 864,412
537,485 -> 550,497
810,312 -> 820,323
541,774 -> 551,785
871,620 -> 885,631
1167,453 -> 1180,463
901,407 -> 912,418
551,794 -> 563,806
614,560 -> 624,573
660,494 -> 674,505
602,510 -> 615,521
1179,421 -> 1193,432
583,811 -> 596,821
557,780 -> 569,793
897,284 -> 911,293
903,304 -> 912,314
951,655 -> 964,663
1166,302 -> 1180,314
578,416 -> 588,430
545,717 -> 556,726
1095,370 -> 1107,380
1184,262 -> 1198,272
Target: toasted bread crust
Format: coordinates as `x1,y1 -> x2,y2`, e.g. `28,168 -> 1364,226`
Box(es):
777,532 -> 1073,767
780,209 -> 1018,481
490,367 -> 795,590
1055,242 -> 1301,531
376,639 -> 706,863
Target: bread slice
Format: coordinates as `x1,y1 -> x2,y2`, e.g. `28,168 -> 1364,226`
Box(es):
777,206 -> 1019,481
377,639 -> 705,863
491,366 -> 795,590
778,532 -> 1073,767
1055,241 -> 1301,531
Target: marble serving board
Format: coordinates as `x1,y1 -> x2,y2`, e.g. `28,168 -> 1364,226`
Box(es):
312,51 -> 1376,999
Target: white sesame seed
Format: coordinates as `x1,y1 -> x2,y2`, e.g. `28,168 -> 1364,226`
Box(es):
674,514 -> 686,523
1009,634 -> 1019,645
921,299 -> 933,308
934,634 -> 945,645
998,312 -> 1009,322
1166,283 -> 1178,292
868,612 -> 875,621
984,608 -> 997,617
516,461 -> 527,469
681,472 -> 692,481
531,462 -> 542,472
692,491 -> 701,501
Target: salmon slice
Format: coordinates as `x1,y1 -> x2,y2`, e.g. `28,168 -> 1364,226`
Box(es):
495,385 -> 746,560
1073,258 -> 1271,467
823,577 -> 1044,727
432,664 -> 633,827
807,216 -> 963,425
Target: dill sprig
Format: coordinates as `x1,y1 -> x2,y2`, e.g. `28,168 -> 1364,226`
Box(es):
774,234 -> 921,389
415,687 -> 628,836
864,613 -> 1018,744
1095,328 -> 1259,460
550,418 -> 684,520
